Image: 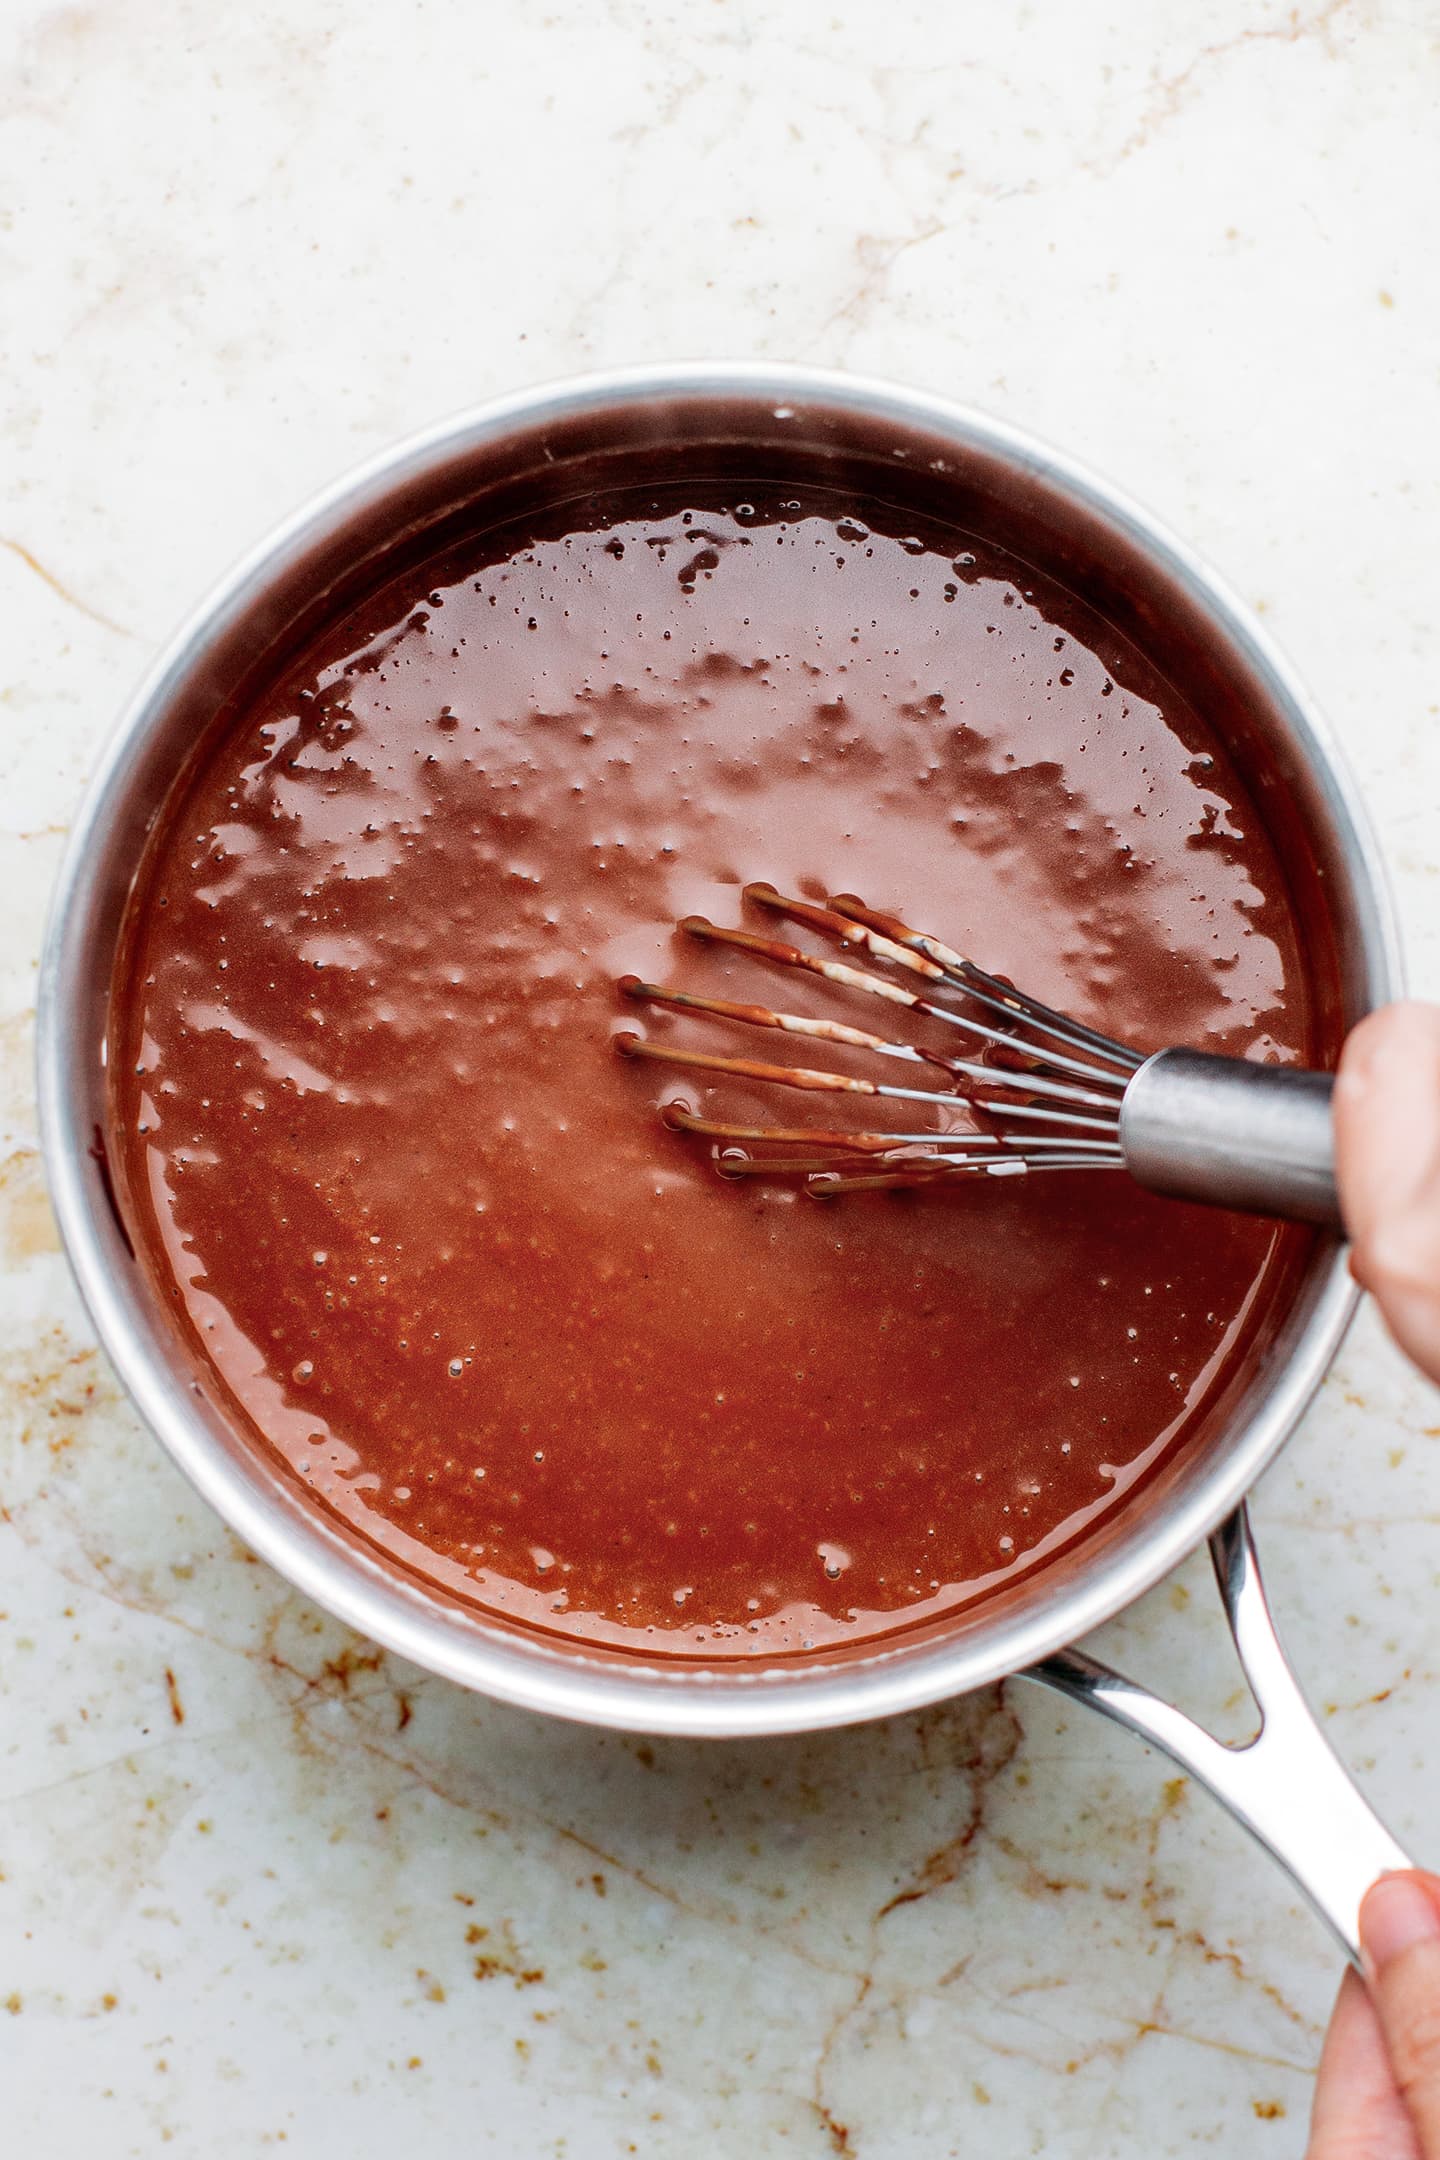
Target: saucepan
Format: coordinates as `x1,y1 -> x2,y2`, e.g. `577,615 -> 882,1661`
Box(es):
35,364 -> 1413,1966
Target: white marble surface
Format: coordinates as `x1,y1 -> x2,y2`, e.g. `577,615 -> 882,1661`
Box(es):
3,2 -> 1440,2151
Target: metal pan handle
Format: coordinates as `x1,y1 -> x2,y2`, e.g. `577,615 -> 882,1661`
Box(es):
1024,1504 -> 1413,1964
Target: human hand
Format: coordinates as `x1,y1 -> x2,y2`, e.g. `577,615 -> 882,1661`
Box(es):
1334,1001 -> 1440,1383
1308,1005 -> 1440,2154
1309,1874 -> 1440,2157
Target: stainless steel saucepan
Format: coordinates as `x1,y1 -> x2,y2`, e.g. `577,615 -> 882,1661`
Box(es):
36,365 -> 1413,1965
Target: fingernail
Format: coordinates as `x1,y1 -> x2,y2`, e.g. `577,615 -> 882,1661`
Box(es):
1361,1873 -> 1440,1977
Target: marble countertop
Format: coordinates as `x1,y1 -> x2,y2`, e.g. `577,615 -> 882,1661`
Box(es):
4,2 -> 1439,2151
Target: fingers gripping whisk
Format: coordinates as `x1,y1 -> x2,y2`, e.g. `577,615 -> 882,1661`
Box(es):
614,884 -> 1141,1195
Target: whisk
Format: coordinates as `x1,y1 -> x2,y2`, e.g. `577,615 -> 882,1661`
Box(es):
614,884 -> 1342,1228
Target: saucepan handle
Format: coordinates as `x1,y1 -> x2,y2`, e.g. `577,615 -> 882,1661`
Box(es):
1023,1504 -> 1414,1965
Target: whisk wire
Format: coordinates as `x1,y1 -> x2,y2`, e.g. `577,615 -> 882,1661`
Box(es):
672,921 -> 1127,1092
621,979 -> 1124,1113
752,884 -> 1143,1076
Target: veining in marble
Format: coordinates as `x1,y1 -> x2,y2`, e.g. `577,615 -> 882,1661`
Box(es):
3,1 -> 1440,2152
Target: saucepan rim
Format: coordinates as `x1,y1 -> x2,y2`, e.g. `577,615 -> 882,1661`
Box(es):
35,361 -> 1402,1736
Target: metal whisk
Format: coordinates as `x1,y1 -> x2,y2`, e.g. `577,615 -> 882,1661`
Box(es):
615,884 -> 1343,1227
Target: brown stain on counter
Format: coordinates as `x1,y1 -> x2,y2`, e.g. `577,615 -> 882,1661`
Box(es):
0,1150 -> 61,1265
0,536 -> 135,640
468,1919 -> 545,1988
876,1685 -> 1024,1916
1090,0 -> 1358,182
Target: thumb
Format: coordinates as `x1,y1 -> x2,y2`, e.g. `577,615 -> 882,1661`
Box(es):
1361,1872 -> 1440,2156
1334,1003 -> 1440,1385
1307,1968 -> 1421,2158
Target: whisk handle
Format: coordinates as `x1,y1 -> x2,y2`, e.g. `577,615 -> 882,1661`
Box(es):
1120,1048 -> 1340,1227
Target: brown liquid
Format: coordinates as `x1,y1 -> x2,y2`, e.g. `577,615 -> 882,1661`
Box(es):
111,488 -> 1316,1657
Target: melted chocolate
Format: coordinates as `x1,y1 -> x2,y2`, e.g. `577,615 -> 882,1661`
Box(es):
111,487 -> 1317,1657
